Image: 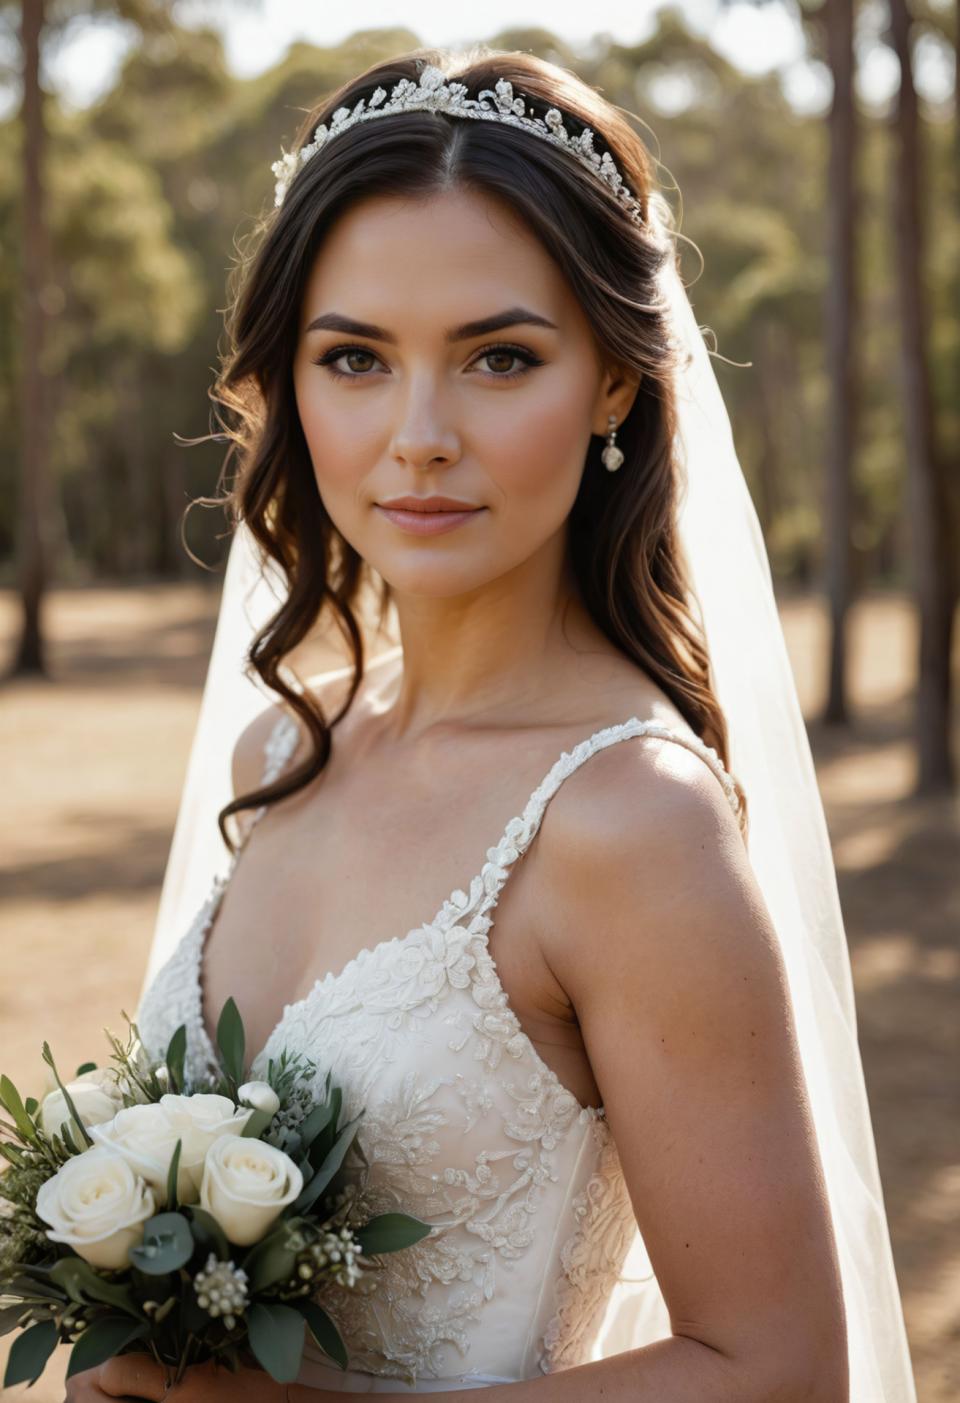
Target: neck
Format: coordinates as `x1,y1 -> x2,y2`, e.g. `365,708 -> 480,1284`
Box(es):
374,532 -> 606,742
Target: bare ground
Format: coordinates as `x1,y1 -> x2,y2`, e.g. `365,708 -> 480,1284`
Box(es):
0,582 -> 956,1401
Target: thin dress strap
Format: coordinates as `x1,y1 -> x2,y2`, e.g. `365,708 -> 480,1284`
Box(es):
232,709 -> 301,852
453,716 -> 741,932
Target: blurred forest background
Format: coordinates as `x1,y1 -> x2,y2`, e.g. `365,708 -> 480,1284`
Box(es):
1,0 -> 957,1399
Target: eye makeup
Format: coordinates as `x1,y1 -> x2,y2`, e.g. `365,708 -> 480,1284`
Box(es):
310,341 -> 546,383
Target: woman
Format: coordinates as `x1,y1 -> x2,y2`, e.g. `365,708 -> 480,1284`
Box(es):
69,46 -> 914,1401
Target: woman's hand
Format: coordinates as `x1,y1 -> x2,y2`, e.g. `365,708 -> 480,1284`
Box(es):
64,1355 -> 290,1401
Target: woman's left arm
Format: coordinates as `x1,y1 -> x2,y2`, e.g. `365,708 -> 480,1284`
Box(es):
464,736 -> 848,1403
418,737 -> 847,1403
89,740 -> 848,1403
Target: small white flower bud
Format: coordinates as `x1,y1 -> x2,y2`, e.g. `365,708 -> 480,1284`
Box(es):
237,1081 -> 281,1117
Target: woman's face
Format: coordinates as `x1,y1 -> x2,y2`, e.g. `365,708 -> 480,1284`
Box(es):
293,186 -> 636,597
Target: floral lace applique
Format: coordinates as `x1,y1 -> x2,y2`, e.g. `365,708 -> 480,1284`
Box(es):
248,918 -> 595,1381
537,1115 -> 640,1373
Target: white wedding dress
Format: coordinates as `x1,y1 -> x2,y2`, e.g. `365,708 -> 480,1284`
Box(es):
136,707 -> 742,1392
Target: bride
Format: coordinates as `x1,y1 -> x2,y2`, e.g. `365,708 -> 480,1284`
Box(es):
68,46 -> 915,1401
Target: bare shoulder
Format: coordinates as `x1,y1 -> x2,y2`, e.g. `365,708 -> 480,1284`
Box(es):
230,647 -> 402,799
529,730 -> 845,1385
536,727 -> 763,1005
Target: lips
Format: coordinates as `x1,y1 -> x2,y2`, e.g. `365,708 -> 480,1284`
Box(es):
377,497 -> 481,513
375,503 -> 486,536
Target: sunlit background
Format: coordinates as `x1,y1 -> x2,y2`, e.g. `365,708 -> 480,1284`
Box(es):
1,1 -> 957,1398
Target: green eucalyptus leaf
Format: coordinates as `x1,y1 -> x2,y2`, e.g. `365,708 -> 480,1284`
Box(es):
247,1302 -> 306,1383
165,1139 -> 182,1213
61,1121 -> 82,1156
24,1097 -> 38,1117
165,1025 -> 187,1094
74,1063 -> 97,1077
296,1100 -> 334,1151
3,1318 -> 58,1388
292,1113 -> 363,1216
128,1212 -> 194,1275
295,1298 -> 348,1370
0,1075 -> 37,1145
215,998 -> 245,1085
49,1258 -> 141,1317
3,1270 -> 67,1302
66,1316 -> 149,1378
306,1086 -> 342,1169
354,1212 -> 434,1255
241,1224 -> 299,1293
239,1107 -> 273,1140
185,1205 -> 229,1261
0,1302 -> 27,1337
352,1133 -> 370,1171
39,1046 -> 93,1148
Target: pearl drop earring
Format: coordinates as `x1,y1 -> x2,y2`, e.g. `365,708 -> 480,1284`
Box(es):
601,413 -> 624,472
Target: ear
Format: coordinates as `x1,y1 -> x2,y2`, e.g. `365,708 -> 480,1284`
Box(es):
591,363 -> 642,437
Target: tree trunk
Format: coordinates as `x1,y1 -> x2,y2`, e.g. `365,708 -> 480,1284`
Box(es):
822,0 -> 859,725
10,0 -> 51,677
888,0 -> 956,793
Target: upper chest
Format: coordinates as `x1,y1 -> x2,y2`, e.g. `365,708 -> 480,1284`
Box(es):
200,723 -> 581,1065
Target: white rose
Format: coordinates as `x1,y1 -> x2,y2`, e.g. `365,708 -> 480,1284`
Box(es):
158,1094 -> 253,1194
200,1134 -> 303,1246
40,1068 -> 124,1144
237,1081 -> 281,1117
35,1146 -> 155,1270
91,1095 -> 251,1205
90,1102 -> 187,1204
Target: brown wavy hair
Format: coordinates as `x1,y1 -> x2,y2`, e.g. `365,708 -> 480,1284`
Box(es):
187,44 -> 749,852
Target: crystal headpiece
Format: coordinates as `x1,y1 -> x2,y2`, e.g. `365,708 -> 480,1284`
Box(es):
271,63 -> 645,225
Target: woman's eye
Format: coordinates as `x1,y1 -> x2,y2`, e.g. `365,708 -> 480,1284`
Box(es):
313,346 -> 380,378
475,346 -> 543,378
311,343 -> 544,382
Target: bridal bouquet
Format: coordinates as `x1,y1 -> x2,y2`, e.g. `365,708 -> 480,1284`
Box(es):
0,1000 -> 431,1389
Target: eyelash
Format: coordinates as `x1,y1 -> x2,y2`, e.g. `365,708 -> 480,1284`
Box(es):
310,341 -> 545,383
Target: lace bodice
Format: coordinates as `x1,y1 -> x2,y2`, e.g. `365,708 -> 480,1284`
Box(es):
137,711 -> 740,1391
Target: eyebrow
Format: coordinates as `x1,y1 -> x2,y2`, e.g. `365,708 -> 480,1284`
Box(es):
303,306 -> 559,343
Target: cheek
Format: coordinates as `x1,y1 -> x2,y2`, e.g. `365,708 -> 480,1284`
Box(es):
295,381 -> 373,496
482,384 -> 593,516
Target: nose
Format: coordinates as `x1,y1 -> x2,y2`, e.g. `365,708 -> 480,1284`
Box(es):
388,381 -> 461,470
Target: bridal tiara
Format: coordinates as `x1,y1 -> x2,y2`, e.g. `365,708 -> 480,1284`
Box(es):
271,63 -> 645,226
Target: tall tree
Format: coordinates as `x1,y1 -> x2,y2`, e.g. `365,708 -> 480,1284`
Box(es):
5,0 -> 174,678
3,0 -> 257,677
11,0 -> 49,674
718,0 -> 861,720
822,0 -> 859,724
887,0 -> 956,791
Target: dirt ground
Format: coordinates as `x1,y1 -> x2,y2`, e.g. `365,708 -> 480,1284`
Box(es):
0,582 -> 956,1401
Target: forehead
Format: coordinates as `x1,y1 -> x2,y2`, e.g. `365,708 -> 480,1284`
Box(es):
300,187 -> 573,320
